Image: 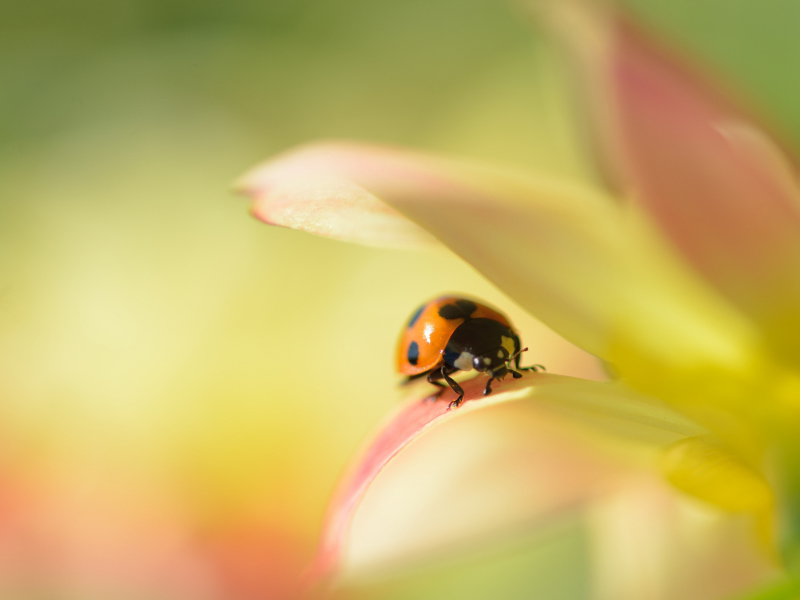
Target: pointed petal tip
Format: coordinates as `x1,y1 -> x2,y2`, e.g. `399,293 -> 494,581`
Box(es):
237,142 -> 443,249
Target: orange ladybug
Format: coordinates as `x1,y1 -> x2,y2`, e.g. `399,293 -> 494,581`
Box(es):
397,296 -> 542,409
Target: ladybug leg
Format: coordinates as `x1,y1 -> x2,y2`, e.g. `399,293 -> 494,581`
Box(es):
423,369 -> 447,404
441,367 -> 465,409
483,377 -> 495,396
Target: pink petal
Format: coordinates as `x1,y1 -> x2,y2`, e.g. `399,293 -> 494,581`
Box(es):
304,372 -> 701,588
546,2 -> 800,358
237,143 -> 439,249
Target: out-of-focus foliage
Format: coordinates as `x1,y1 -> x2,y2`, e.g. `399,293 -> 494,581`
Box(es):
1,0 -> 799,597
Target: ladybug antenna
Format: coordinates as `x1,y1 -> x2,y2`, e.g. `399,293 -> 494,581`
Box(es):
508,346 -> 528,363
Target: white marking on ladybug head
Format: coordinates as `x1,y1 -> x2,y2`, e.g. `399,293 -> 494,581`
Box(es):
497,350 -> 504,358
501,335 -> 515,356
454,351 -> 475,371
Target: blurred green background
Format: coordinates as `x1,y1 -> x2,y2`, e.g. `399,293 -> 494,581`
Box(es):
1,0 -> 799,598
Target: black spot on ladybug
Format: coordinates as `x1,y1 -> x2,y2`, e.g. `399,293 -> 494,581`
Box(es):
455,299 -> 477,314
407,341 -> 420,365
438,300 -> 477,320
407,305 -> 425,329
438,304 -> 461,320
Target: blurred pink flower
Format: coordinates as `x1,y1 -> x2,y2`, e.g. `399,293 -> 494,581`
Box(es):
0,457 -> 310,599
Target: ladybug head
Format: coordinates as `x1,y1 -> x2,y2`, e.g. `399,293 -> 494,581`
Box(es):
472,347 -> 511,378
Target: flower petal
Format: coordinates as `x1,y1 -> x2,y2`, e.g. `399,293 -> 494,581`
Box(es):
236,144 -> 440,249
240,142 -> 758,371
589,474 -> 777,600
240,142 -> 620,356
305,372 -> 702,587
662,436 -> 773,513
543,1 -> 800,361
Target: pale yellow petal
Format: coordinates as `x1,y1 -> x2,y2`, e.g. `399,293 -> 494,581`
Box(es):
590,475 -> 777,600
662,437 -> 773,513
240,142 -> 758,374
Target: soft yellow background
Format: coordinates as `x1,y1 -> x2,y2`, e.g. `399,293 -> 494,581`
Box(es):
2,0 -> 799,597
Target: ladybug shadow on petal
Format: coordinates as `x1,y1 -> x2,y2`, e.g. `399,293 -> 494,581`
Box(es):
396,297 -> 545,410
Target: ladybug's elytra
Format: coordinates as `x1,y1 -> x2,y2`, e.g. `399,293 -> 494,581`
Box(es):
397,296 -> 542,409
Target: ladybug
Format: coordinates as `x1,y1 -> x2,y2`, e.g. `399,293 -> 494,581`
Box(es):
397,296 -> 542,409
